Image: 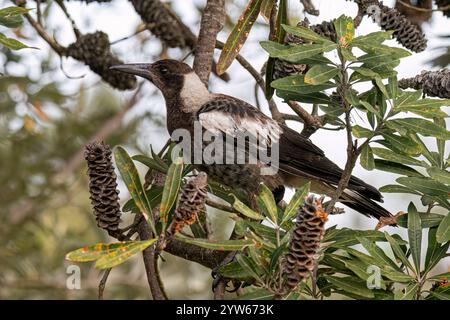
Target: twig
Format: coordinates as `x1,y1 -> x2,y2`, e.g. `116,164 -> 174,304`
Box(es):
396,0 -> 450,12
193,0 -> 226,85
98,268 -> 112,300
287,101 -> 324,137
213,278 -> 227,300
300,0 -> 320,16
110,24 -> 151,45
55,0 -> 81,39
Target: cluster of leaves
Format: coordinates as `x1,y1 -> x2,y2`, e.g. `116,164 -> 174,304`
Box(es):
0,6 -> 31,51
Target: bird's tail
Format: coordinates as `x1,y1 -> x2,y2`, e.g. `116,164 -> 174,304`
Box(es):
339,189 -> 392,220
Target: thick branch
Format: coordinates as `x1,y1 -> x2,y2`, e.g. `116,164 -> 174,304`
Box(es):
193,0 -> 226,85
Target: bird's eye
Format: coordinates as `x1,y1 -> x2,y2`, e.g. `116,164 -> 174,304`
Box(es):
160,67 -> 168,74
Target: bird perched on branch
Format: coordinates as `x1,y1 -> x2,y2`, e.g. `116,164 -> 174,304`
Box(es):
111,59 -> 392,219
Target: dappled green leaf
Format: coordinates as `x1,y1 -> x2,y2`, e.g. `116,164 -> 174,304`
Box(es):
374,159 -> 423,177
175,234 -> 256,251
231,194 -> 265,220
397,177 -> 450,196
159,158 -> 183,224
407,203 -> 422,274
436,213 -> 450,244
304,65 -> 339,85
261,41 -> 336,63
281,182 -> 310,226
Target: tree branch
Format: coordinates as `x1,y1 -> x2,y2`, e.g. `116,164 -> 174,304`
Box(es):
193,0 -> 226,85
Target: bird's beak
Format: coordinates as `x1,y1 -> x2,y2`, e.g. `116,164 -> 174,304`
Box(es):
110,63 -> 154,80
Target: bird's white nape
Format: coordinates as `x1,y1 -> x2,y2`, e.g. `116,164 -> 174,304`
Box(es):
180,72 -> 212,112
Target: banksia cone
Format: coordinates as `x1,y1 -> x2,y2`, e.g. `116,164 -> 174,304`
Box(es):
281,195 -> 328,294
85,142 -> 121,236
166,172 -> 208,236
366,1 -> 427,52
399,69 -> 450,99
131,0 -> 186,48
395,0 -> 432,25
311,21 -> 337,43
273,21 -> 309,80
435,0 -> 450,17
67,32 -> 136,90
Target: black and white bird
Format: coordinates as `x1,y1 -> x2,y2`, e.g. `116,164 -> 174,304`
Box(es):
111,59 -> 392,219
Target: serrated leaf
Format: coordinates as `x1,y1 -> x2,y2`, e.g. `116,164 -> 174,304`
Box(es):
261,41 -> 337,63
257,184 -> 278,224
94,240 -> 157,269
374,159 -> 423,177
159,158 -> 184,224
397,177 -> 450,196
281,182 -> 310,226
407,203 -> 422,274
304,64 -> 339,85
436,213 -> 450,244
114,147 -> 156,234
231,194 -> 264,220
217,0 -> 263,75
175,234 -> 256,251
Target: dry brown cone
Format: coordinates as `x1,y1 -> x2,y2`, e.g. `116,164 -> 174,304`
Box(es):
399,69 -> 450,99
166,172 -> 209,237
280,195 -> 328,295
66,31 -> 136,90
85,142 -> 122,238
395,0 -> 432,25
130,0 -> 186,48
273,20 -> 310,81
310,21 -> 337,43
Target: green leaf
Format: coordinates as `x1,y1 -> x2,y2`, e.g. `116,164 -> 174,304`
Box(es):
427,167 -> 450,185
359,100 -> 380,117
231,194 -> 265,220
219,261 -> 253,280
281,182 -> 310,226
396,98 -> 450,112
436,213 -> 450,244
352,31 -> 393,46
0,6 -> 30,28
217,0 -> 263,74
66,240 -> 156,269
407,203 -> 422,274
396,283 -> 419,300
360,144 -> 375,171
272,74 -> 335,94
375,77 -> 390,99
425,227 -> 450,274
175,234 -> 256,251
397,212 -> 445,229
397,177 -> 450,196
235,254 -> 264,284
357,237 -> 398,270
132,154 -> 168,173
390,118 -> 450,140
304,64 -> 339,85
114,147 -> 156,234
159,158 -> 184,224
381,133 -> 422,156
0,33 -> 30,50
261,41 -> 337,63
372,147 -> 425,167
388,76 -> 398,100
374,159 -> 423,177
257,184 -> 278,224
276,90 -> 331,104
326,276 -> 375,298
384,232 -> 414,271
259,0 -> 276,21
95,240 -> 157,269
395,90 -> 422,108
352,125 -> 374,138
334,15 -> 354,45
236,288 -> 274,300
351,66 -> 380,79
282,24 -> 334,44
379,184 -> 421,195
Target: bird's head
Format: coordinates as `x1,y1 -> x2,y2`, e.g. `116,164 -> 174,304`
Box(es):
110,59 -> 195,96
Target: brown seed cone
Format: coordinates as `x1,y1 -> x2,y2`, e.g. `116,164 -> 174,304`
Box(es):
281,195 -> 328,294
166,172 -> 208,237
85,142 -> 122,236
365,1 -> 427,52
273,20 -> 309,81
399,69 -> 450,99
395,0 -> 432,25
67,32 -> 136,90
310,21 -> 337,43
130,0 -> 186,48
435,0 -> 450,17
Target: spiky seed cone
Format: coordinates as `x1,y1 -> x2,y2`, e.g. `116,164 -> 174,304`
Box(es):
131,0 -> 186,48
273,21 -> 309,80
67,32 -> 136,90
85,142 -> 121,236
435,0 -> 450,17
281,195 -> 328,294
310,21 -> 337,43
399,69 -> 450,99
166,172 -> 208,237
366,2 -> 427,52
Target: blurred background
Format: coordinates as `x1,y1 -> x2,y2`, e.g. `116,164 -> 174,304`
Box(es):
0,0 -> 448,299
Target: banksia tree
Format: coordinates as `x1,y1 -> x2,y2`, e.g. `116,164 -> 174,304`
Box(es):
130,0 -> 186,48
399,69 -> 450,99
67,31 -> 136,90
84,142 -> 122,237
281,195 -> 328,295
166,172 -> 208,237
